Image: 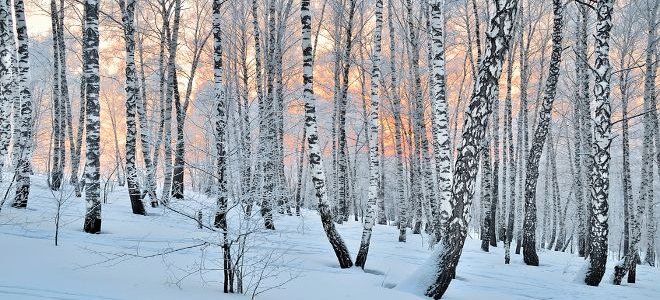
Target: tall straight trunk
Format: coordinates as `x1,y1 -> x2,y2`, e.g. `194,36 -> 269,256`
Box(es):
71,15 -> 86,197
294,126 -> 306,216
430,0 -> 451,241
547,129 -> 559,250
521,0 -> 564,266
7,0 -> 19,169
0,0 -> 12,179
411,1 -> 437,234
57,0 -> 74,191
256,0 -> 276,230
576,4 -> 591,258
481,130 -> 493,252
300,0 -> 353,268
500,42 -> 515,242
136,27 -> 157,206
331,2 -> 342,218
584,0 -> 614,287
504,23 -> 518,264
239,7 -> 253,213
151,1 -> 168,183
490,62 -> 501,247
405,0 -> 423,235
515,2 -> 529,255
378,124 -> 386,224
173,6 -> 209,201
212,0 -> 233,292
355,0 -> 383,269
265,0 -> 280,217
643,0 -> 659,267
425,1 -> 518,298
57,0 -> 70,188
555,139 -> 573,252
388,0 -> 406,243
612,47 -> 639,284
11,0 -> 34,209
571,18 -> 587,255
82,0 -> 101,233
541,145 -> 550,248
274,0 -> 294,215
337,0 -> 357,223
161,0 -> 181,205
121,0 -> 146,215
50,0 -> 64,190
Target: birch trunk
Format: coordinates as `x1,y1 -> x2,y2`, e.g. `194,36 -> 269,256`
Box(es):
0,0 -> 12,180
355,0 -> 383,269
584,0 -> 614,286
300,0 -> 353,268
121,0 -> 146,215
11,0 -> 34,209
82,0 -> 101,233
425,1 -> 518,297
521,0 -> 564,266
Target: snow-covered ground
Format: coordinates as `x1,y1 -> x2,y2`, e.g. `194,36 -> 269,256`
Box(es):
1,176 -> 658,300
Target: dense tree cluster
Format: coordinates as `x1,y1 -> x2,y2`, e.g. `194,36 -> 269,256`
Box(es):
0,0 -> 658,297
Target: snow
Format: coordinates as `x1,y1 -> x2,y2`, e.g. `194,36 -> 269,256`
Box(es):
1,175 -> 659,300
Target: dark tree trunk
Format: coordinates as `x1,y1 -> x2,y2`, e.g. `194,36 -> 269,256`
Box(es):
521,0 -> 564,266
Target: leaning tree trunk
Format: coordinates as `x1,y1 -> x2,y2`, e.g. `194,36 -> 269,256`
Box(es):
82,0 -> 101,234
121,0 -> 146,215
584,0 -> 614,287
355,0 -> 383,269
11,0 -> 34,209
300,0 -> 353,268
424,1 -> 518,298
521,0 -> 564,266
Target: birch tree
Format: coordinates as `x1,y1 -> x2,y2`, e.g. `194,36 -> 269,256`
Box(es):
521,0 -> 564,266
82,0 -> 102,234
11,0 -> 34,209
300,0 -> 353,268
121,0 -> 146,215
0,0 -> 12,180
355,0 -> 383,269
424,0 -> 519,297
161,0 -> 181,205
584,0 -> 614,287
50,0 -> 64,191
430,0 -> 451,242
388,0 -> 407,243
211,0 -> 233,292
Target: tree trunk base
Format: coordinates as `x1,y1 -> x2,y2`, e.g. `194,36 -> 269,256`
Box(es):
84,217 -> 101,233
